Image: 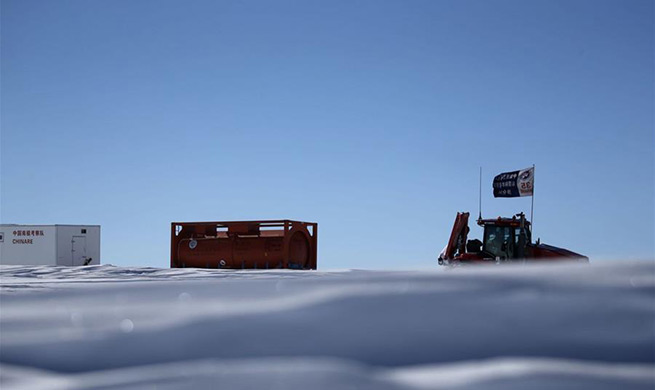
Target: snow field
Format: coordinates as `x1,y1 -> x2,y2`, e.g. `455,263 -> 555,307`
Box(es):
1,261 -> 653,389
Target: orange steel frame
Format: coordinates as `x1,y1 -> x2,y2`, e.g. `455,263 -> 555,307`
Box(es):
170,220 -> 318,270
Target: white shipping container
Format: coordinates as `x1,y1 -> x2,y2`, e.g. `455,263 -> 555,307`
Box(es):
0,225 -> 100,266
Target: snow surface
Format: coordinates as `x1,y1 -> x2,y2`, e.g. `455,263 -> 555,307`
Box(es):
1,261 -> 653,389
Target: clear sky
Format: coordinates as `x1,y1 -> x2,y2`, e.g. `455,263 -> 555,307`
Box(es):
1,0 -> 653,268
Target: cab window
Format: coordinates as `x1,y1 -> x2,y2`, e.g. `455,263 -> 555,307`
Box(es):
484,225 -> 513,258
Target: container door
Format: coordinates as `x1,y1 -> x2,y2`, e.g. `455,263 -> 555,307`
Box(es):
71,236 -> 87,266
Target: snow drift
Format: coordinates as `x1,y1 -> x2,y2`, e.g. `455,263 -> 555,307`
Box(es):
1,261 -> 653,389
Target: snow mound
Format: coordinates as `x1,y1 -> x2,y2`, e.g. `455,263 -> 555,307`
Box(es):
1,261 -> 653,389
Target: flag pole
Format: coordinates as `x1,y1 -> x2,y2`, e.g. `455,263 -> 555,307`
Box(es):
478,166 -> 482,222
530,164 -> 535,232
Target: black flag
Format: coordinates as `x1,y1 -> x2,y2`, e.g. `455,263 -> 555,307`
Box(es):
493,167 -> 534,198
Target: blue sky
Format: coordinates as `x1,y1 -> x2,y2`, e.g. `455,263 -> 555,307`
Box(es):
2,0 -> 653,268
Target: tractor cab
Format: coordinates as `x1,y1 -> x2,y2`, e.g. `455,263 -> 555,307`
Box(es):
477,213 -> 531,260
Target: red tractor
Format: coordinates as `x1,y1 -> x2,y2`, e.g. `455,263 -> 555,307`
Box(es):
438,212 -> 588,266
